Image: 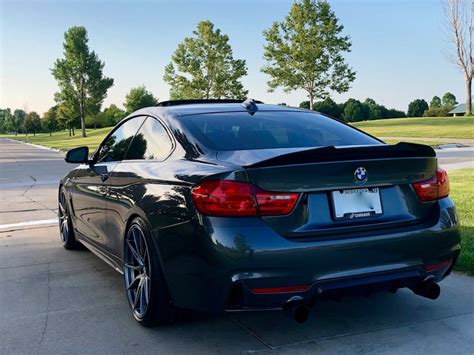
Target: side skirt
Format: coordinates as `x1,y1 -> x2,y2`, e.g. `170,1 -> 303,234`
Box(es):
79,237 -> 124,275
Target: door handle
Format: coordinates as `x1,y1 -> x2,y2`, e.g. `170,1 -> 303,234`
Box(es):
100,173 -> 109,182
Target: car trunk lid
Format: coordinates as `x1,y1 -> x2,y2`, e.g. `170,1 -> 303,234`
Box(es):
219,143 -> 439,238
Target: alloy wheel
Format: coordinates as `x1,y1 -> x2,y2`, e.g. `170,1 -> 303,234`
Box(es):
58,191 -> 69,244
124,224 -> 152,319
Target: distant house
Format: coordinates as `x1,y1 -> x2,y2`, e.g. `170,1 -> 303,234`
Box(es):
448,103 -> 466,117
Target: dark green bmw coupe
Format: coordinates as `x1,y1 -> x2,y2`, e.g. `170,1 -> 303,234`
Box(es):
59,99 -> 460,326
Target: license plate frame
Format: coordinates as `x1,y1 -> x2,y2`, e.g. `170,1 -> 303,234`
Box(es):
330,187 -> 383,221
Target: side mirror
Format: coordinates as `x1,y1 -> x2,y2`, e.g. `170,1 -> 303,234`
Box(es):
65,146 -> 90,164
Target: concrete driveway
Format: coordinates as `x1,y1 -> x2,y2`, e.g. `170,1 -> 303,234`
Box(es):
0,138 -> 473,354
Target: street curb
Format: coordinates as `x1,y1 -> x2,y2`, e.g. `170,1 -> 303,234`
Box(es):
4,137 -> 65,154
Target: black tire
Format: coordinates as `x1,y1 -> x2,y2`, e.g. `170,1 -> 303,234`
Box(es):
123,217 -> 175,327
58,188 -> 79,250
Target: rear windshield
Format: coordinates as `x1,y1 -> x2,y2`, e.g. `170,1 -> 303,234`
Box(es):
182,111 -> 380,151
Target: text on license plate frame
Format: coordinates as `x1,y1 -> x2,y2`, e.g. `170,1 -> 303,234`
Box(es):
330,187 -> 383,220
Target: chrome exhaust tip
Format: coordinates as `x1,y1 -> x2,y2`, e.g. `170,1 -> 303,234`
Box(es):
411,280 -> 441,300
282,296 -> 310,323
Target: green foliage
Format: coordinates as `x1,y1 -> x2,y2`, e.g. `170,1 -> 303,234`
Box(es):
407,99 -> 428,117
262,0 -> 355,109
124,86 -> 158,113
442,92 -> 457,109
423,106 -> 450,117
164,20 -> 248,100
313,97 -> 343,118
104,104 -> 126,125
24,111 -> 42,136
429,96 -> 442,108
57,103 -> 79,136
342,98 -> 367,122
42,106 -> 59,135
51,26 -> 114,137
10,109 -> 26,135
300,97 -> 406,120
0,108 -> 13,133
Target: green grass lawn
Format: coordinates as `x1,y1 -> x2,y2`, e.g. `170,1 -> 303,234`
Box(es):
449,169 -> 474,275
353,116 -> 474,139
1,127 -> 112,152
383,139 -> 449,147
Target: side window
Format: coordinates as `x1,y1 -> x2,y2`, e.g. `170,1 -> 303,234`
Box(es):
96,116 -> 146,163
125,117 -> 173,161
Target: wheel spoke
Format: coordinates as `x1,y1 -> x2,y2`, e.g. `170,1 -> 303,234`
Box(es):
134,277 -> 144,310
127,239 -> 144,266
140,278 -> 147,314
132,228 -> 145,259
143,276 -> 150,304
124,263 -> 141,271
127,273 -> 142,291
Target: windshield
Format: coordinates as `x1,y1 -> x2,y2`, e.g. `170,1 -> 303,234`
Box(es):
181,111 -> 380,151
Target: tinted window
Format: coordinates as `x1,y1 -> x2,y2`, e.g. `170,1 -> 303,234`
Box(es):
125,117 -> 173,161
97,116 -> 146,162
182,111 -> 380,151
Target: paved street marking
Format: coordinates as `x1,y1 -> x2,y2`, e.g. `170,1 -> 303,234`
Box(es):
0,218 -> 58,230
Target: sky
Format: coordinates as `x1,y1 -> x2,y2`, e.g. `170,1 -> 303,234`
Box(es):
0,0 -> 464,114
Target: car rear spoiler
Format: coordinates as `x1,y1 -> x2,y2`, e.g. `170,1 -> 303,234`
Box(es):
245,142 -> 436,168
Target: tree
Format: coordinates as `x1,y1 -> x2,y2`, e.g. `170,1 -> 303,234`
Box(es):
407,99 -> 429,117
24,112 -> 42,136
442,92 -> 458,109
313,97 -> 343,118
104,104 -> 126,125
443,0 -> 473,115
342,98 -> 367,122
124,86 -> 158,113
164,20 -> 248,99
0,108 -> 13,133
10,109 -> 26,136
262,0 -> 355,110
43,106 -> 59,136
51,26 -> 114,137
363,98 -> 384,120
430,96 -> 442,108
57,103 -> 78,136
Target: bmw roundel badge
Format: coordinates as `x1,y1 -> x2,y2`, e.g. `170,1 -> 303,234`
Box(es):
354,167 -> 368,184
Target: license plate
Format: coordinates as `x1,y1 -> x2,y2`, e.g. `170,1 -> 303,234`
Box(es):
331,188 -> 382,220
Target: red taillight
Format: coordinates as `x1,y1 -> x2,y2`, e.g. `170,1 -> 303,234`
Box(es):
191,180 -> 299,217
412,167 -> 450,202
425,259 -> 452,273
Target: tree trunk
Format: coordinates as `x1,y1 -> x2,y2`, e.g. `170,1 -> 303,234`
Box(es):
50,131 -> 52,136
466,76 -> 472,115
69,128 -> 72,137
309,92 -> 314,110
80,77 -> 87,137
72,126 -> 75,136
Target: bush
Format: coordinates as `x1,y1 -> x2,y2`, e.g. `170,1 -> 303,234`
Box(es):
423,106 -> 450,117
85,112 -> 115,128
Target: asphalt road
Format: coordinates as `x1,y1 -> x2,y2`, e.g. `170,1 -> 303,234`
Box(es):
0,138 -> 473,354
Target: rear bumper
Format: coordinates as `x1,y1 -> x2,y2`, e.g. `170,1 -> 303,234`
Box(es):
154,197 -> 460,312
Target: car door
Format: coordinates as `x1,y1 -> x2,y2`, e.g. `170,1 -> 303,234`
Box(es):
106,116 -> 175,261
70,116 -> 146,256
